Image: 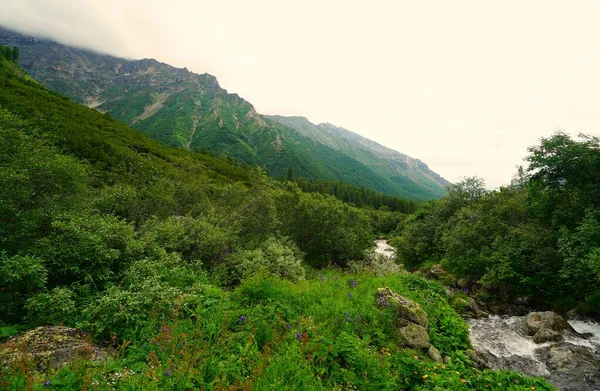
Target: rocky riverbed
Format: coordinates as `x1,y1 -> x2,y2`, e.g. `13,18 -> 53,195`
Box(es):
468,313 -> 600,391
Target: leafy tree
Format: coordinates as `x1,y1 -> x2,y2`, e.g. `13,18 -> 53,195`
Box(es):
11,46 -> 19,62
276,184 -> 372,267
526,132 -> 600,229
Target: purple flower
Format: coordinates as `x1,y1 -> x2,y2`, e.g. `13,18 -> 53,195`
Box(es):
348,279 -> 359,288
165,365 -> 173,377
162,325 -> 168,333
43,380 -> 51,387
348,292 -> 353,298
239,315 -> 246,323
286,323 -> 291,330
296,332 -> 302,341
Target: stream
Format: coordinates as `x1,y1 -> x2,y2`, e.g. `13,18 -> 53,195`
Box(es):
468,315 -> 600,391
374,239 -> 395,259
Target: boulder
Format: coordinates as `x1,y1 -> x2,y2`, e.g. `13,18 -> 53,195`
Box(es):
533,328 -> 564,344
521,311 -> 574,336
457,278 -> 470,289
376,287 -> 428,328
394,321 -> 431,350
0,326 -> 113,371
443,356 -> 452,365
466,297 -> 489,318
425,264 -> 446,279
427,345 -> 443,363
465,348 -> 488,369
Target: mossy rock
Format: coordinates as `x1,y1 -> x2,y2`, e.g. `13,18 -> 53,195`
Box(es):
521,311 -> 574,336
376,287 -> 428,327
533,328 -> 564,344
394,321 -> 431,350
0,326 -> 114,371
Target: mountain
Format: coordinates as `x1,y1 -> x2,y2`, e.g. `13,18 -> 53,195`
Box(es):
267,116 -> 450,199
0,27 -> 449,200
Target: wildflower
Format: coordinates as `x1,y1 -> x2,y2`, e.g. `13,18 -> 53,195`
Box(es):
165,365 -> 173,377
239,315 -> 246,323
414,371 -> 418,374
377,295 -> 388,307
296,332 -> 302,341
461,379 -> 466,383
286,324 -> 291,330
348,292 -> 353,298
422,375 -> 428,379
43,380 -> 51,387
162,326 -> 168,333
348,279 -> 359,288
530,388 -> 535,390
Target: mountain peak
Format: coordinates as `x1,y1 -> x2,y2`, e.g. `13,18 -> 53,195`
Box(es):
0,26 -> 449,200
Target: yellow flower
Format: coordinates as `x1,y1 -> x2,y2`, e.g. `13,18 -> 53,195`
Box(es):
461,379 -> 466,383
422,375 -> 428,379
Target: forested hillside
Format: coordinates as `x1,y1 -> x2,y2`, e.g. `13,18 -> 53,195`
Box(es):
391,135 -> 600,317
0,27 -> 449,201
0,45 -> 555,390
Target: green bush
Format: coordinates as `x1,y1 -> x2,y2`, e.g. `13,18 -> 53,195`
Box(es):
231,237 -> 306,283
25,287 -> 77,326
0,252 -> 47,321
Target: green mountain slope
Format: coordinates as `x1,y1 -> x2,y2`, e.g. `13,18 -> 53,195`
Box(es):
268,115 -> 450,199
0,27 -> 449,200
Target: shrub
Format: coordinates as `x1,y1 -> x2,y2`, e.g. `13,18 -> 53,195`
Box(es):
0,252 -> 47,321
25,287 -> 77,326
232,237 -> 306,283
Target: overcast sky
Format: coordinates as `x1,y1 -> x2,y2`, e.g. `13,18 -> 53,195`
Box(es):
1,0 -> 599,187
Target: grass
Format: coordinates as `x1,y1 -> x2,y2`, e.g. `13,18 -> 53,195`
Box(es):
0,271 -> 554,390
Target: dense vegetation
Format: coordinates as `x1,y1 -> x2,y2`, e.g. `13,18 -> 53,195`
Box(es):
294,178 -> 418,214
0,46 -> 555,390
392,134 -> 600,316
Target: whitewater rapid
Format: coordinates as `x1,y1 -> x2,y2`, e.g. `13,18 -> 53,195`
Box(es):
468,315 -> 600,391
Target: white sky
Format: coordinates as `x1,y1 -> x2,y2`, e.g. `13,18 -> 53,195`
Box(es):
1,0 -> 600,187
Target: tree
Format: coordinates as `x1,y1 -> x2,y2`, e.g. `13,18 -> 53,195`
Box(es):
11,46 -> 19,62
526,132 -> 600,228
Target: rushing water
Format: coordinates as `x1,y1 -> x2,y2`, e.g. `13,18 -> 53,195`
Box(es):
468,315 -> 600,391
374,239 -> 395,259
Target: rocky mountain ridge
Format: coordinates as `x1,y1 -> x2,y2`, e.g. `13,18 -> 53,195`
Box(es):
0,26 -> 449,200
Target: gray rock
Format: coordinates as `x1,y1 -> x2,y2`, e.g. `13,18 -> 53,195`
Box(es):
443,356 -> 452,365
539,344 -> 600,391
522,311 -> 574,336
425,264 -> 446,279
533,328 -> 564,344
465,348 -> 488,369
466,297 -> 489,318
427,345 -> 443,363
